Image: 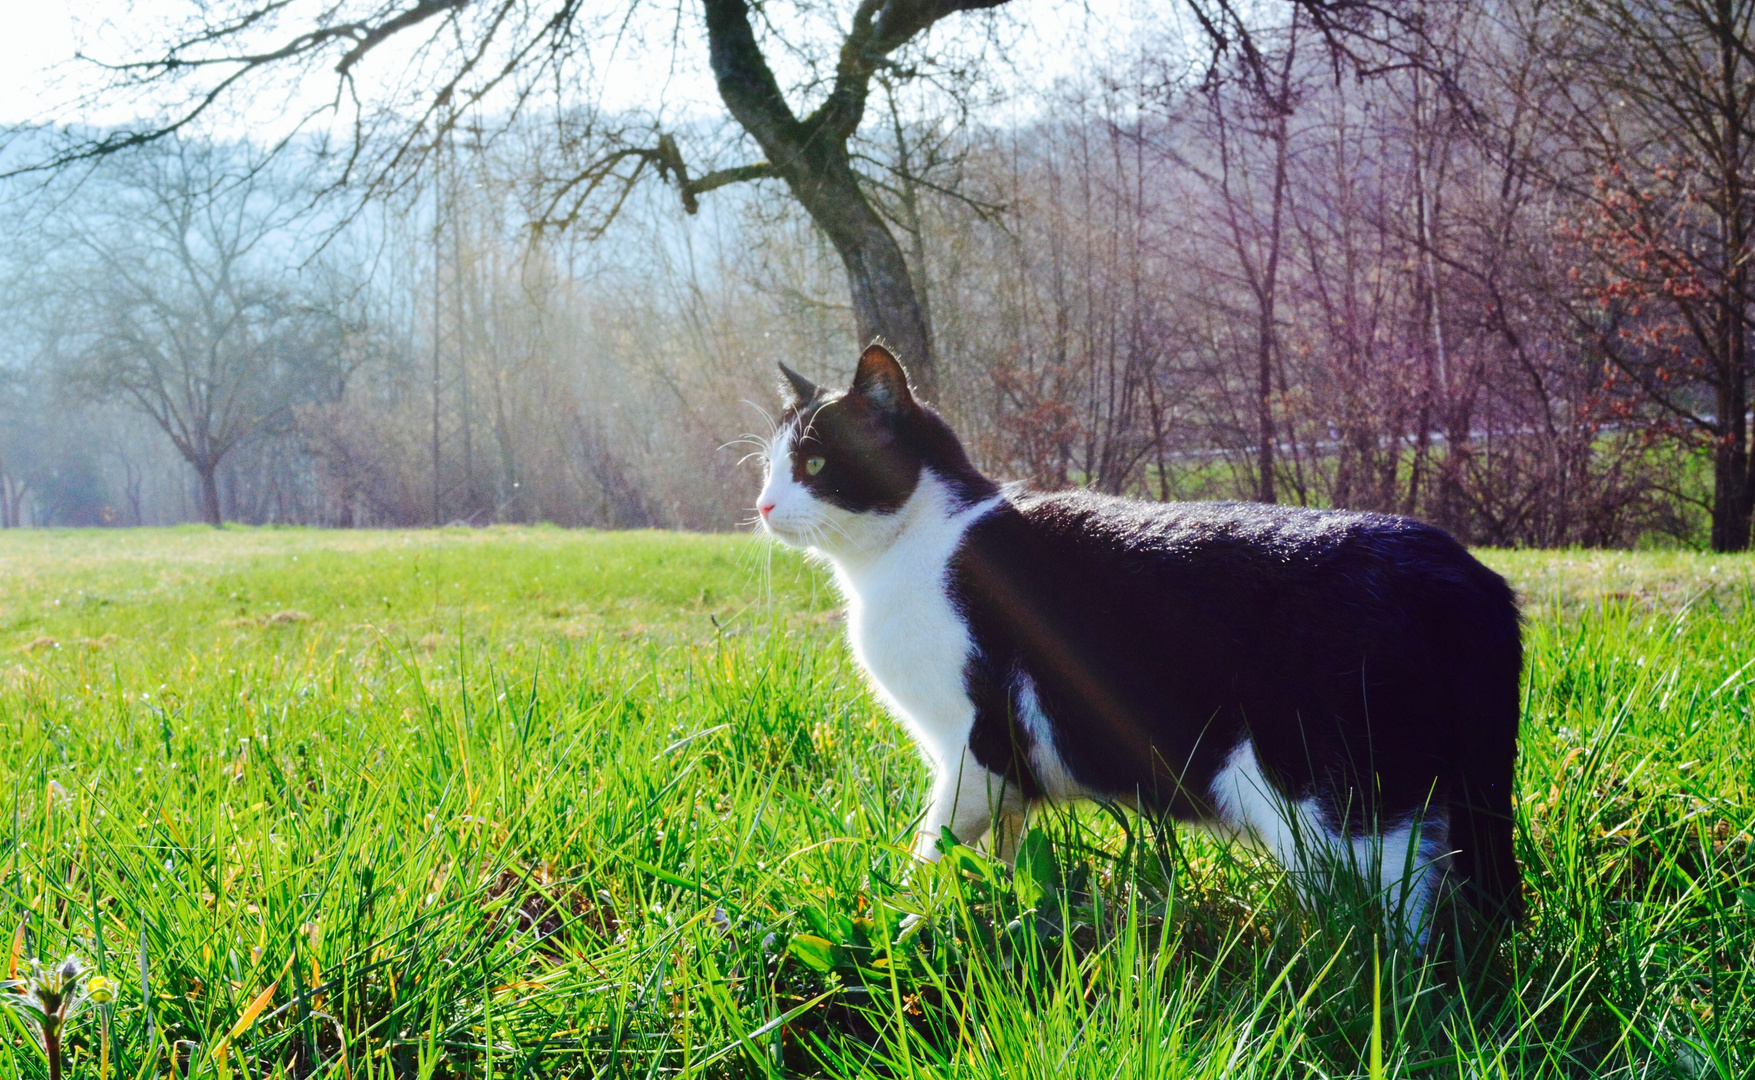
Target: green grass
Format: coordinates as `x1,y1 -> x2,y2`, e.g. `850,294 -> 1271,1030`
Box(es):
0,526 -> 1752,1079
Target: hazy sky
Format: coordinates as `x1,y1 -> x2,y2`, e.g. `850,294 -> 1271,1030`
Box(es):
1,1 -> 1176,133
4,6 -> 78,124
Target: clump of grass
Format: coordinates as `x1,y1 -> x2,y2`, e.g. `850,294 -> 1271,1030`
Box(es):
0,527 -> 1749,1077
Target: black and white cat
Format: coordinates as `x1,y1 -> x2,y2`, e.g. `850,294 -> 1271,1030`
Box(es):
756,343 -> 1523,942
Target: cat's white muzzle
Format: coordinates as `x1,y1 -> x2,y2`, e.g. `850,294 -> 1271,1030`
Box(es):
755,469 -> 810,547
756,470 -> 871,555
758,508 -> 807,547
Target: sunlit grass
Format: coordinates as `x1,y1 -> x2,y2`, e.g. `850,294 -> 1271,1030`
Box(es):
0,527 -> 1750,1078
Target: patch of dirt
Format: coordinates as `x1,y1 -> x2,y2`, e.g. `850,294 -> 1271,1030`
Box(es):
486,864 -> 620,957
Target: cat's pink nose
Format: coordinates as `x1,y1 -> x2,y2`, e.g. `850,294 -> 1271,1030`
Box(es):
758,500 -> 775,518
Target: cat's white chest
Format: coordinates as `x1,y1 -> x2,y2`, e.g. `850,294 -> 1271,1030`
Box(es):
829,483 -> 1001,768
843,563 -> 973,754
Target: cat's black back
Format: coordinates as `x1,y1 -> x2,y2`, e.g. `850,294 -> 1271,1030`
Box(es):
949,490 -> 1523,920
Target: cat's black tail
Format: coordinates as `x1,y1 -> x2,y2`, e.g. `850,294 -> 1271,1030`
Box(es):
1439,563 -> 1525,927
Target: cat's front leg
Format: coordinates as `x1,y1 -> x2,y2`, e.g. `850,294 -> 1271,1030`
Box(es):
913,744 -> 1026,862
982,809 -> 1028,865
901,747 -> 1031,939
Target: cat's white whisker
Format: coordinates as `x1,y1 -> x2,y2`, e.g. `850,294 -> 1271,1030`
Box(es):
739,399 -> 780,439
720,432 -> 768,451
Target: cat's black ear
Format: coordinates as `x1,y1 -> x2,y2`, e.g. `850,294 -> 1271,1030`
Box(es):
850,341 -> 914,412
778,363 -> 819,404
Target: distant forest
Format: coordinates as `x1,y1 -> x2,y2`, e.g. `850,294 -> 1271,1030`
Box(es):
3,0 -> 1752,550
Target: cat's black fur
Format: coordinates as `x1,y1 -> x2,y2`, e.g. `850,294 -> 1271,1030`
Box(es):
776,347 -> 1524,925
953,494 -> 1524,922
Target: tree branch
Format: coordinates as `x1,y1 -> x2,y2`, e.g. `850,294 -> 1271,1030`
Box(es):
702,0 -> 808,173
679,163 -> 776,214
809,0 -> 1010,143
336,0 -> 471,76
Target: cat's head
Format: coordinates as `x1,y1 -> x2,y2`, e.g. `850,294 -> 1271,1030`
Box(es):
755,342 -> 995,558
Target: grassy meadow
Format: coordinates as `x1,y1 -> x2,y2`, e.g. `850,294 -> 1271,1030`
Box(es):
0,526 -> 1752,1078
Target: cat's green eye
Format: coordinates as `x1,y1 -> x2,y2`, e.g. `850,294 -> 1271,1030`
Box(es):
805,456 -> 826,476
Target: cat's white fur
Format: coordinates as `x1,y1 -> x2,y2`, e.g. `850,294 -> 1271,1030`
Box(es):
1014,673 -> 1090,802
831,473 -> 1019,860
1209,741 -> 1445,939
760,422 -> 1442,941
760,424 -> 1025,859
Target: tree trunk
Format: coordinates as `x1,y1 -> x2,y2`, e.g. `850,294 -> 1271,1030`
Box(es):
1251,118 -> 1287,506
1255,311 -> 1277,504
703,0 -> 940,399
1437,405 -> 1471,534
799,158 -> 936,399
1712,21 -> 1754,553
125,460 -> 144,526
1711,374 -> 1752,551
198,463 -> 223,527
1215,16 -> 1295,506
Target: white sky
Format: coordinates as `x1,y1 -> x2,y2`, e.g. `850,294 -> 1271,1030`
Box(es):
0,1 -> 1184,133
3,6 -> 78,124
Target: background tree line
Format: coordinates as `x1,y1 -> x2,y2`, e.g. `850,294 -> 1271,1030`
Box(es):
1,0 -> 1750,549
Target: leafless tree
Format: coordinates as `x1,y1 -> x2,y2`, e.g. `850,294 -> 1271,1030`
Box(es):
1194,13 -> 1302,504
13,1 -> 1056,400
0,0 -> 1719,546
1535,0 -> 1755,551
43,140 -> 355,524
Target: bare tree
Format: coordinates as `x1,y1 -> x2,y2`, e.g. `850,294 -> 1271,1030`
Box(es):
0,0 -> 1718,545
1197,13 -> 1302,504
14,1 -> 1046,400
0,371 -> 30,527
1538,0 -> 1755,551
45,140 -> 347,524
